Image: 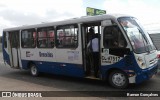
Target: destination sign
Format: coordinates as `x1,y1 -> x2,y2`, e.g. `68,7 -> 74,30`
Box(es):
86,7 -> 106,16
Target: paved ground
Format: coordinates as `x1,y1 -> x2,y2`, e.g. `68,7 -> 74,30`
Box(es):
0,52 -> 160,100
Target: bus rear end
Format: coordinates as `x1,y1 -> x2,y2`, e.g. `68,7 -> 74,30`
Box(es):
2,31 -> 20,69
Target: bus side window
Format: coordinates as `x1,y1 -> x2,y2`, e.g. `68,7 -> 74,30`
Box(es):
48,30 -> 54,48
37,27 -> 54,48
56,25 -> 78,48
21,29 -> 36,48
3,32 -> 7,48
103,26 -> 127,48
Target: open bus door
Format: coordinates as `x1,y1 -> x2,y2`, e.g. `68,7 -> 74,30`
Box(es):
81,22 -> 101,78
8,31 -> 20,68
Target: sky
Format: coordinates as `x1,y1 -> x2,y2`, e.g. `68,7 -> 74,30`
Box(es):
0,0 -> 160,36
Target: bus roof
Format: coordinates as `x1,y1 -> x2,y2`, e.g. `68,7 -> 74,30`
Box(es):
3,14 -> 132,31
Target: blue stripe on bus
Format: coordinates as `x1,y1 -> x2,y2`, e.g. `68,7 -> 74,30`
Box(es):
2,49 -> 10,65
21,60 -> 85,77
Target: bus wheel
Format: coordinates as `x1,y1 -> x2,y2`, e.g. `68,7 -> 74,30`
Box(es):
109,70 -> 128,88
30,64 -> 39,77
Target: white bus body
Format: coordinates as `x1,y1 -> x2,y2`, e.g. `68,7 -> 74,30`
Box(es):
2,14 -> 158,88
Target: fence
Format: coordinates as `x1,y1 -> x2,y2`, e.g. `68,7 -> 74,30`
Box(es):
149,33 -> 160,50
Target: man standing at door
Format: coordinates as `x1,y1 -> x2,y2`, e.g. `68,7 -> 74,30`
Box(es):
87,33 -> 99,77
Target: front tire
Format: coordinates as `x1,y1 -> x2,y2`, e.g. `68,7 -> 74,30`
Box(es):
109,70 -> 128,88
30,64 -> 39,77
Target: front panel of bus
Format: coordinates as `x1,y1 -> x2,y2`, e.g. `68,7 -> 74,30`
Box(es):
118,17 -> 158,84
100,17 -> 158,84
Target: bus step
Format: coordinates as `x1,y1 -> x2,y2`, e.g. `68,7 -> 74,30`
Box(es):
85,76 -> 100,80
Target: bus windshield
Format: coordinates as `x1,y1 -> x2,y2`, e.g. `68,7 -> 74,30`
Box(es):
118,17 -> 156,53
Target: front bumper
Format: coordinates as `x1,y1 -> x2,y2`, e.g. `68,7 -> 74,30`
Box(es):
135,64 -> 158,84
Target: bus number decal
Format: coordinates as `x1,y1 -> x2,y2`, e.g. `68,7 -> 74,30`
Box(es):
39,52 -> 53,57
102,56 -> 121,64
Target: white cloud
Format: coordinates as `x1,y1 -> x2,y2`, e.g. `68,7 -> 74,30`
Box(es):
103,0 -> 160,24
0,0 -> 84,35
0,17 -> 15,35
0,0 -> 84,17
0,17 -> 15,27
103,0 -> 160,32
1,0 -> 160,35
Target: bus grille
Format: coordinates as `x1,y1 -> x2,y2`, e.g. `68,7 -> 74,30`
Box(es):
149,57 -> 158,67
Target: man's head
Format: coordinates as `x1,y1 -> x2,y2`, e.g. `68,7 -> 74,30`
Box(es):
89,27 -> 95,33
120,20 -> 128,27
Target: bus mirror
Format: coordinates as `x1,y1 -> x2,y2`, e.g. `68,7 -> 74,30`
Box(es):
101,20 -> 112,26
125,48 -> 131,55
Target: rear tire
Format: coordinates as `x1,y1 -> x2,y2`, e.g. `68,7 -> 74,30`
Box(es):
109,70 -> 128,89
30,64 -> 39,77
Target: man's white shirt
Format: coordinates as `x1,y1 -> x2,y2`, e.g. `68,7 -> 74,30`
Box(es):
87,38 -> 99,52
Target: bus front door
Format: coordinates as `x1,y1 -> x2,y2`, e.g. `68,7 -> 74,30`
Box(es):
81,22 -> 101,78
8,31 -> 20,68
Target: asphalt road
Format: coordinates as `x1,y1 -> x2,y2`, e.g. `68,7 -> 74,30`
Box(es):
0,52 -> 160,100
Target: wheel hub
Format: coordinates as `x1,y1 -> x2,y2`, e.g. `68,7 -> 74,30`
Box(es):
112,73 -> 126,86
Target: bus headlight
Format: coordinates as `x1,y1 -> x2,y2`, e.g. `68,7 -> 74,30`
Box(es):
137,57 -> 146,69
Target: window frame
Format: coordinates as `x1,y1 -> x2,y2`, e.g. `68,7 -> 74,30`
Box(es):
56,24 -> 78,49
103,25 -> 127,48
21,28 -> 37,48
9,31 -> 19,48
3,32 -> 7,48
37,27 -> 55,48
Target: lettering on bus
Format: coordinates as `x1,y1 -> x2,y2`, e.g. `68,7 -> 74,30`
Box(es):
102,56 -> 121,63
39,52 -> 53,57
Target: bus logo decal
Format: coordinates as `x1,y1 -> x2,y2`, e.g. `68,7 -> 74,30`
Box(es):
26,51 -> 33,57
